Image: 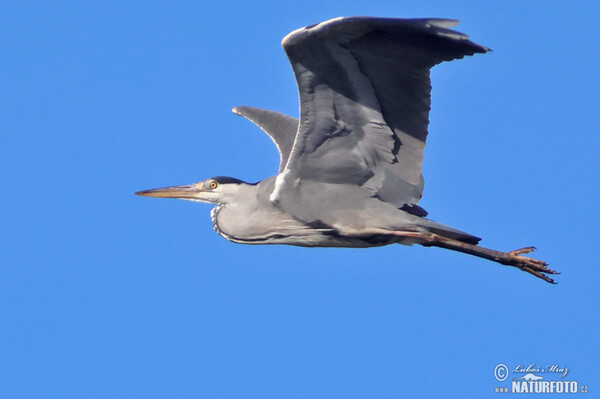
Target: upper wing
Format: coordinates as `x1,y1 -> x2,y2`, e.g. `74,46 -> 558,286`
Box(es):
275,17 -> 488,208
233,106 -> 299,173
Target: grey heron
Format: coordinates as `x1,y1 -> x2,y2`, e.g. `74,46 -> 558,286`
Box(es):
136,17 -> 558,283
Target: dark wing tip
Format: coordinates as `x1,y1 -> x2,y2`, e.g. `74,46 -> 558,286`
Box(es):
282,16 -> 490,55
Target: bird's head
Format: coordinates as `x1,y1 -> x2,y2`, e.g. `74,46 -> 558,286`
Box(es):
135,176 -> 248,204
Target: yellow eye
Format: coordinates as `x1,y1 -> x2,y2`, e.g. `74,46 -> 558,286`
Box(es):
209,180 -> 218,189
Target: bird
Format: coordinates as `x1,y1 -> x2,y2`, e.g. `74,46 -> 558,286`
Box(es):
136,16 -> 558,283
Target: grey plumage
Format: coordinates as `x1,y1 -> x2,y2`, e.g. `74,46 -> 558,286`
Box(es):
232,106 -> 298,173
137,17 -> 559,283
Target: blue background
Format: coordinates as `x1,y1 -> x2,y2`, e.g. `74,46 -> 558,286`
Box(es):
2,1 -> 598,397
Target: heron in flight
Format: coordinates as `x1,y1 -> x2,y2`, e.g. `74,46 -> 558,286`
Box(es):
136,17 -> 558,283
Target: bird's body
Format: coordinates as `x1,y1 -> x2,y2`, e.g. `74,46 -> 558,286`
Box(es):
209,176 -> 478,247
208,177 -> 333,247
137,17 -> 558,283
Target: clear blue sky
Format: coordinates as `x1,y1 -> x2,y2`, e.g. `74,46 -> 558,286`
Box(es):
1,1 -> 598,398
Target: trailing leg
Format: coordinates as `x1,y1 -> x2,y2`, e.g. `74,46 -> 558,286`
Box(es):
393,231 -> 559,284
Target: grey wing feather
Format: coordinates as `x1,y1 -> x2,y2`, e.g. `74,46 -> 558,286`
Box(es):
232,106 -> 299,173
277,17 -> 489,208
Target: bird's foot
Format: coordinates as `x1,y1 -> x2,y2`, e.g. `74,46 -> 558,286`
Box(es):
504,246 -> 559,284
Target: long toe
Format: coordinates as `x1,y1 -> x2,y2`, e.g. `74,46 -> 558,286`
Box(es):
508,246 -> 536,257
506,249 -> 559,283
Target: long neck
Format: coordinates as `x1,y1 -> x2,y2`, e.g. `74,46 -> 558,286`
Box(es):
209,182 -> 260,239
208,179 -> 272,243
210,204 -> 226,237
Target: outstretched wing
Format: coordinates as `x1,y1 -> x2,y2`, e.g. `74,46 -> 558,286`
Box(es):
233,106 -> 299,173
275,17 -> 488,208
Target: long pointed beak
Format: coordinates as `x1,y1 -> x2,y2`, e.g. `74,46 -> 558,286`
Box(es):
135,184 -> 202,199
